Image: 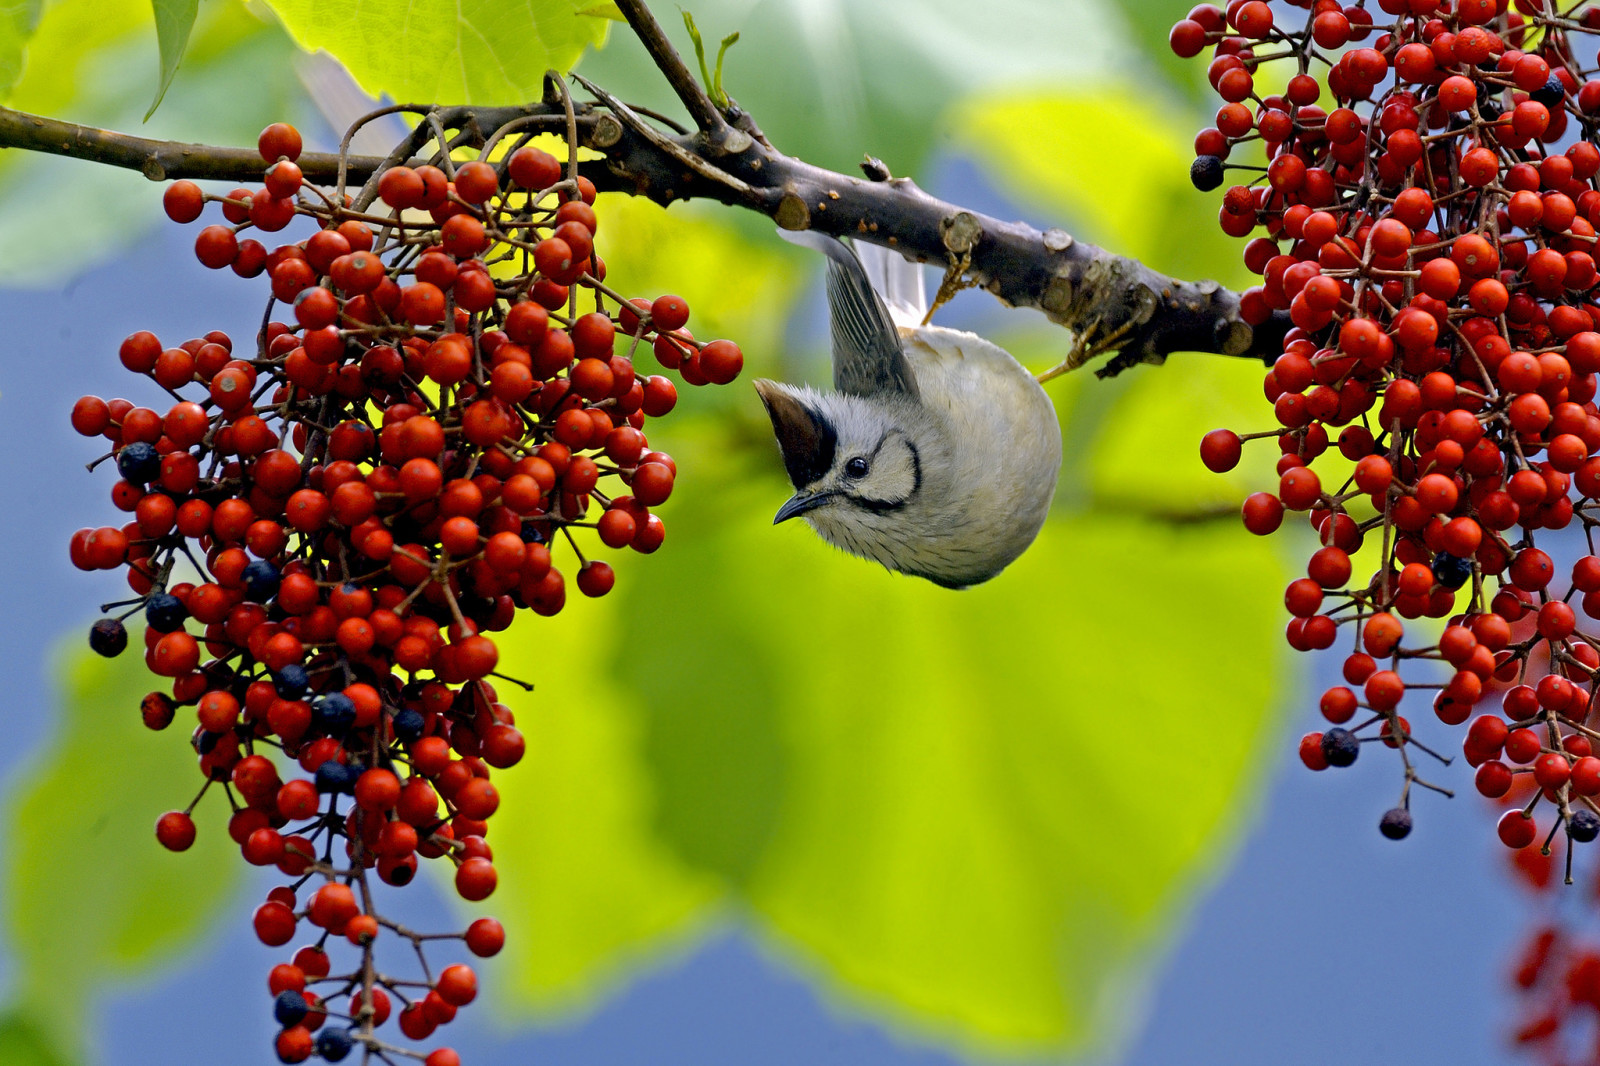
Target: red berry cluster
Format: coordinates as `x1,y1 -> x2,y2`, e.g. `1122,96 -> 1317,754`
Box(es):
69,118 -> 744,1064
1173,1 -> 1600,852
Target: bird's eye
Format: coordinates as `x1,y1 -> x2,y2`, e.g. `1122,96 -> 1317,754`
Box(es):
845,456 -> 869,478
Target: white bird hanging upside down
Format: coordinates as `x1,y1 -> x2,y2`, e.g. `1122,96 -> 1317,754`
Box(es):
754,230 -> 1063,589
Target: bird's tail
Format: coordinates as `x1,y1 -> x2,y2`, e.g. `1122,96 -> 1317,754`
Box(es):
853,241 -> 928,329
779,229 -> 927,329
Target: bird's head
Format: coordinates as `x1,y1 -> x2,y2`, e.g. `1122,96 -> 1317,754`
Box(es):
753,378 -> 937,572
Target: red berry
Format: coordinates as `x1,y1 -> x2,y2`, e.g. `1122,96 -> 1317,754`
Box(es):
455,857 -> 497,900
436,964 -> 478,1006
1498,811 -> 1538,849
155,810 -> 196,851
1475,761 -> 1514,798
651,294 -> 690,332
163,180 -> 204,223
1299,732 -> 1329,770
258,122 -> 303,162
466,917 -> 505,956
1200,429 -> 1242,472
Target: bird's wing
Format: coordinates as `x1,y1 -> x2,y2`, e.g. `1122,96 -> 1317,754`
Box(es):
778,229 -> 919,399
854,241 -> 928,328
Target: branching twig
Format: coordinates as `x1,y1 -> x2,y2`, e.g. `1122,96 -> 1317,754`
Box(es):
612,0 -> 728,137
0,0 -> 1290,376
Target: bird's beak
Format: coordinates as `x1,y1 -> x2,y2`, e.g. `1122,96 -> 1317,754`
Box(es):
774,491 -> 832,524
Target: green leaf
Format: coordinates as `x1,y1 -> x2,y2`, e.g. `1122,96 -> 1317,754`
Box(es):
259,0 -> 610,105
490,412 -> 1287,1050
1084,353 -> 1281,515
0,1009 -> 73,1066
145,0 -> 198,119
0,0 -> 306,286
576,0 -> 1133,173
3,636 -> 240,1057
0,0 -> 42,97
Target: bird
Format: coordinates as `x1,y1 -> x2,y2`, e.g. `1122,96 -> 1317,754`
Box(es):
753,230 -> 1062,589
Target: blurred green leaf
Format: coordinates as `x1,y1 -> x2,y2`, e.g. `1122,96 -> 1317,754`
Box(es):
577,0 -> 1135,174
0,0 -> 305,285
0,0 -> 42,97
146,0 -> 198,118
1085,353 -> 1279,515
492,416 -> 1286,1050
949,87 -> 1244,285
3,637 -> 240,1057
1105,0 -> 1210,101
489,608 -> 724,1012
260,0 -> 609,105
0,1010 -> 72,1066
588,193 -> 803,365
5,0 -> 147,119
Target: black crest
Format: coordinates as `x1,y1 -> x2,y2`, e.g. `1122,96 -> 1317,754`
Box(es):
753,381 -> 837,489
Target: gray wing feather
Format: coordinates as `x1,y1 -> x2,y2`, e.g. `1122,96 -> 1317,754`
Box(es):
778,229 -> 919,398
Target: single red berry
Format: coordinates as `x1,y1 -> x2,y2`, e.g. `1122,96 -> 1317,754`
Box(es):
1200,429 -> 1243,472
1498,810 -> 1538,849
1299,732 -> 1328,771
155,810 -> 196,851
1475,761 -> 1514,798
651,294 -> 690,332
455,857 -> 497,901
253,900 -> 297,946
1505,728 -> 1544,765
1534,752 -> 1572,790
258,122 -> 303,162
465,917 -> 505,956
436,964 -> 479,1006
1241,492 -> 1283,534
163,180 -> 204,223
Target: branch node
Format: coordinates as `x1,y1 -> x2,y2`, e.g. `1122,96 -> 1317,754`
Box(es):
775,192 -> 809,231
1041,277 -> 1076,317
861,156 -> 891,181
1042,227 -> 1073,252
940,211 -> 982,255
1217,317 -> 1254,356
717,127 -> 752,154
589,115 -> 623,149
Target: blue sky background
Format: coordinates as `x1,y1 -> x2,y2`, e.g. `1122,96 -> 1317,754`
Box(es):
0,155 -> 1554,1066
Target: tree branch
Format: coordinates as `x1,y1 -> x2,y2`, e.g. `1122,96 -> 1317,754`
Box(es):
0,14 -> 1289,378
0,105 -> 395,184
